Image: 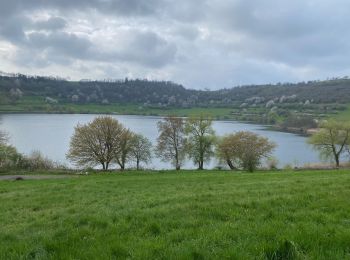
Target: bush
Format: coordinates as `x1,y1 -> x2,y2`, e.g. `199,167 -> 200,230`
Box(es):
216,131 -> 276,172
19,151 -> 56,170
0,144 -> 23,169
283,164 -> 293,170
266,157 -> 279,170
0,145 -> 65,171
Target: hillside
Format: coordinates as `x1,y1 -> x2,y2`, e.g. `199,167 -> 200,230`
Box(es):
0,73 -> 349,124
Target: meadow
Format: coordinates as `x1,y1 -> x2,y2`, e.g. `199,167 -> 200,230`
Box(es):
0,95 -> 236,120
0,169 -> 349,259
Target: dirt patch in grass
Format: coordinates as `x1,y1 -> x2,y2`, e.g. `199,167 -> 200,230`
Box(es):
0,175 -> 75,181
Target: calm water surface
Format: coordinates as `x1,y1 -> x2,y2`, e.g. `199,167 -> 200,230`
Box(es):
0,114 -> 321,169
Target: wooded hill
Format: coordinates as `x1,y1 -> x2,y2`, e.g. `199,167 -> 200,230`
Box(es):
1,73 -> 350,108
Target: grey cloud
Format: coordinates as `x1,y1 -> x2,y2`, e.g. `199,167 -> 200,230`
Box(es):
1,0 -> 350,89
207,0 -> 350,69
14,29 -> 176,69
0,15 -> 30,43
26,32 -> 92,59
93,30 -> 177,68
0,15 -> 67,44
173,25 -> 200,41
118,31 -> 177,67
1,0 -> 161,18
33,17 -> 67,31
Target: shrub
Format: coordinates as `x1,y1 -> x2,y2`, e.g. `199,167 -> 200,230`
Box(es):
19,151 -> 59,170
283,164 -> 293,171
0,144 -> 23,169
266,157 -> 279,170
216,131 -> 276,172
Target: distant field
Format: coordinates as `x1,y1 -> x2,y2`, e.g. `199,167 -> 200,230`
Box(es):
1,93 -> 349,123
0,96 -> 237,119
334,104 -> 350,120
0,170 -> 349,259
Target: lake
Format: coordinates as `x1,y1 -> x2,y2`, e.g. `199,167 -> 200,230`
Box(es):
0,114 -> 321,169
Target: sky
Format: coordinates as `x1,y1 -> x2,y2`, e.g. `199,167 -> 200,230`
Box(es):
0,0 -> 350,89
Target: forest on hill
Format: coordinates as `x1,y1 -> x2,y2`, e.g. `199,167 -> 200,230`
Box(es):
1,73 -> 350,108
0,73 -> 349,129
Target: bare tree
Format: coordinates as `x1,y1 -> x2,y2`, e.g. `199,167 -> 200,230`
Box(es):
67,116 -> 124,170
114,129 -> 135,170
308,121 -> 350,167
155,116 -> 186,170
130,134 -> 152,170
185,115 -> 216,170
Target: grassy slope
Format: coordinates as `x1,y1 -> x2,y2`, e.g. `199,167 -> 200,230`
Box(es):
0,170 -> 350,259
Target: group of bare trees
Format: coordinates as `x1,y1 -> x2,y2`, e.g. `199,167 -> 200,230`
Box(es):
67,115 -> 276,172
155,117 -> 350,171
155,115 -> 217,170
154,116 -> 276,172
67,116 -> 152,170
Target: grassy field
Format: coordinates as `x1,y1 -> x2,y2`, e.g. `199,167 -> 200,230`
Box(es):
0,96 -> 236,120
0,170 -> 350,259
334,104 -> 350,121
1,94 -> 348,124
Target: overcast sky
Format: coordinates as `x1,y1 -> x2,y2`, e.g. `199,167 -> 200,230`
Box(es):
0,0 -> 350,89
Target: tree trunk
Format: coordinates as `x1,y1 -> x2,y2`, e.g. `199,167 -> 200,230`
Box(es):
335,154 -> 340,168
175,152 -> 180,170
105,161 -> 109,171
199,150 -> 204,170
117,161 -> 125,171
198,161 -> 203,170
101,162 -> 106,171
226,160 -> 237,170
136,159 -> 140,170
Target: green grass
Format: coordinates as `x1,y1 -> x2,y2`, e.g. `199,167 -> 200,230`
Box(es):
1,170 -> 350,259
334,104 -> 350,120
61,104 -> 236,119
0,96 -> 237,119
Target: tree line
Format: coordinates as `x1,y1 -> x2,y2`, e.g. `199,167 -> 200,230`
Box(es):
2,74 -> 350,109
1,116 -> 349,172
67,116 -> 276,172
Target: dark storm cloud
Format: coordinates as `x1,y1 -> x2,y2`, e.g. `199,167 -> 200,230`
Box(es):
1,0 -> 350,88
